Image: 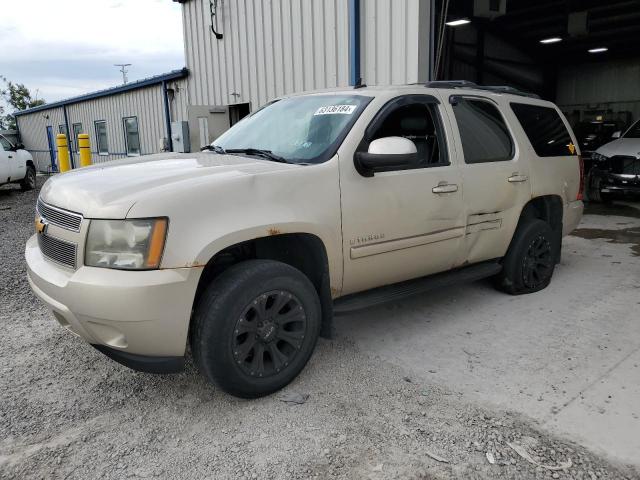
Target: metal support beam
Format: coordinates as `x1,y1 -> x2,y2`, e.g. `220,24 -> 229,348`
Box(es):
349,0 -> 361,86
162,81 -> 174,152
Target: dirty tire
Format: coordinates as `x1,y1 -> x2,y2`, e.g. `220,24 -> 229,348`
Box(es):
191,259 -> 321,398
496,219 -> 557,295
21,166 -> 36,191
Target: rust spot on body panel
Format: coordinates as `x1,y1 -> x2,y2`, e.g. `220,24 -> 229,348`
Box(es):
267,228 -> 282,236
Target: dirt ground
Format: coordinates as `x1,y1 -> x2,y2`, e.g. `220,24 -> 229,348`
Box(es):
0,179 -> 638,479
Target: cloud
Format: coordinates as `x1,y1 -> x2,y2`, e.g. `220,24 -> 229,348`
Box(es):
0,0 -> 184,103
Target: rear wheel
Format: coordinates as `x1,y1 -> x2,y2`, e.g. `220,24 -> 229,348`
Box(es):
21,166 -> 36,191
191,260 -> 321,398
495,219 -> 557,295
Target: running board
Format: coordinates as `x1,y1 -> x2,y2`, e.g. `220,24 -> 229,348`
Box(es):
333,261 -> 502,315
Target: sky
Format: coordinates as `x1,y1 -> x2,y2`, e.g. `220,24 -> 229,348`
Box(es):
0,0 -> 185,107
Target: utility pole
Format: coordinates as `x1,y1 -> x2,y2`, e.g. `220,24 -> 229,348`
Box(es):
114,64 -> 132,84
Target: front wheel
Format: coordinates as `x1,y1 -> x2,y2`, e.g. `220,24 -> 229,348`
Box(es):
191,260 -> 321,398
21,166 -> 36,191
495,219 -> 557,295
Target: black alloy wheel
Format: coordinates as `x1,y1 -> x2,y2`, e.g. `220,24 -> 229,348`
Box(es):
232,290 -> 307,378
521,234 -> 553,290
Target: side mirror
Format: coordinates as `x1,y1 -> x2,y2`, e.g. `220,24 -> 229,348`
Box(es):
354,136 -> 418,177
15,143 -> 25,150
612,131 -> 621,139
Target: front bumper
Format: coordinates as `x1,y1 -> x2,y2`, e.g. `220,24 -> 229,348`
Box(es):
26,234 -> 202,368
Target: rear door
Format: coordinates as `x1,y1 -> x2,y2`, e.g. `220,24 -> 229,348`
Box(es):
443,94 -> 531,264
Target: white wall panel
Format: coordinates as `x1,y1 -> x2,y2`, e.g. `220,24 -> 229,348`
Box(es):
182,0 -> 351,110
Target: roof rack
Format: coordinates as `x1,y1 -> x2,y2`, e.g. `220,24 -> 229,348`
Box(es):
426,80 -> 540,99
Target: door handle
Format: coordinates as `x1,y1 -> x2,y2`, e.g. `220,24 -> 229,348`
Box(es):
432,183 -> 458,194
7,155 -> 12,159
508,174 -> 528,183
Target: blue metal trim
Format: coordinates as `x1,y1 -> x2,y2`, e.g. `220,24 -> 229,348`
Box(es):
162,81 -> 174,152
62,105 -> 75,168
15,68 -> 189,117
349,0 -> 361,86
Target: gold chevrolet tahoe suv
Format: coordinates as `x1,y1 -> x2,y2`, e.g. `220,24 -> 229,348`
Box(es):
26,82 -> 584,398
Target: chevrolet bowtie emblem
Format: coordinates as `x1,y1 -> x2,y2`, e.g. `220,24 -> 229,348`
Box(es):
35,215 -> 48,235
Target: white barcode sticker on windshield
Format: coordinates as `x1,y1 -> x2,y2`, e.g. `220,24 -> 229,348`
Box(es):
314,105 -> 357,116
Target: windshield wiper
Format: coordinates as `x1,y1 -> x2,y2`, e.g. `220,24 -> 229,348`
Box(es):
225,148 -> 290,164
201,144 -> 227,154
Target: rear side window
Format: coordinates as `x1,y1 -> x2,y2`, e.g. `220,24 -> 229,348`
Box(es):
510,103 -> 576,157
451,97 -> 513,164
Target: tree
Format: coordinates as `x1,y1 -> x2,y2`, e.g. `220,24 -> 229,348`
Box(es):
0,76 -> 46,130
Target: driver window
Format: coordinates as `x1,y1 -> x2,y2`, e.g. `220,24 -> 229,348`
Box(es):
368,102 -> 447,168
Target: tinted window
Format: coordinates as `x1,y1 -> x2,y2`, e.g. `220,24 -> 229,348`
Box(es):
367,100 -> 447,168
511,103 -> 576,157
452,98 -> 513,163
623,120 -> 640,139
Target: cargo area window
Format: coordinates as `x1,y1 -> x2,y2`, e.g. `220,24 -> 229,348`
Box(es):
363,96 -> 448,168
452,97 -> 513,164
94,121 -> 109,155
510,103 -> 576,157
123,116 -> 141,156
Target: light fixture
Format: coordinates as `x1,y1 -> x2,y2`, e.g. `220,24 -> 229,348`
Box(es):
588,47 -> 608,53
540,37 -> 562,44
446,18 -> 471,27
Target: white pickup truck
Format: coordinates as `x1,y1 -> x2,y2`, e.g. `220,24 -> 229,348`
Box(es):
0,134 -> 36,190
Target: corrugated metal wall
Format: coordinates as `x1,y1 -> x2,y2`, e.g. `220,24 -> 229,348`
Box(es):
16,79 -> 187,170
556,58 -> 640,123
360,0 -> 427,85
182,0 -> 350,109
16,107 -> 65,172
182,0 -> 428,111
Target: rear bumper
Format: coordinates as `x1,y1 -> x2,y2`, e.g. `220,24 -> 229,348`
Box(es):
562,200 -> 584,236
26,234 -> 202,360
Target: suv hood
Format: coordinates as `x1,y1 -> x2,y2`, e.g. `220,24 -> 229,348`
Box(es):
39,152 -> 297,218
596,138 -> 640,158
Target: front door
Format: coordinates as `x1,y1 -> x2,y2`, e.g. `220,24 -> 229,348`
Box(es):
339,95 -> 466,295
46,126 -> 58,172
443,94 -> 531,264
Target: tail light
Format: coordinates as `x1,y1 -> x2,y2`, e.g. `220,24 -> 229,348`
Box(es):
577,155 -> 584,200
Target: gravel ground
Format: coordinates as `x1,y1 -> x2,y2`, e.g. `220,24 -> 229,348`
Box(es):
0,179 -> 637,480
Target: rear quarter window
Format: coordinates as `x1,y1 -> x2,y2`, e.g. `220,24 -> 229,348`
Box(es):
510,103 -> 576,157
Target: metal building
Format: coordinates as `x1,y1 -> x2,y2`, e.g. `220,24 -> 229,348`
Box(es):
15,69 -> 189,172
15,0 -> 435,168
178,0 -> 433,149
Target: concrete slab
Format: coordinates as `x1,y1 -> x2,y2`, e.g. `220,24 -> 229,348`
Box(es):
337,207 -> 640,467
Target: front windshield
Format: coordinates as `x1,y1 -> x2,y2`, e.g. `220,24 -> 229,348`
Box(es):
212,94 -> 372,164
624,120 -> 640,139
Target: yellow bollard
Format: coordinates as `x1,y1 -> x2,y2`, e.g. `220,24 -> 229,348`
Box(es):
78,133 -> 92,167
56,134 -> 71,172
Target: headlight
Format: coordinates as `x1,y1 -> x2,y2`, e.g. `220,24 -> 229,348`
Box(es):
85,218 -> 168,270
591,152 -> 608,162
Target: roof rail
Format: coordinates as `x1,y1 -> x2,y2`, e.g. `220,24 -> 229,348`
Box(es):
426,80 -> 540,99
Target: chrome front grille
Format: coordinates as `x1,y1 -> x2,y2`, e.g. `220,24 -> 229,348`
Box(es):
37,234 -> 77,269
36,198 -> 83,232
